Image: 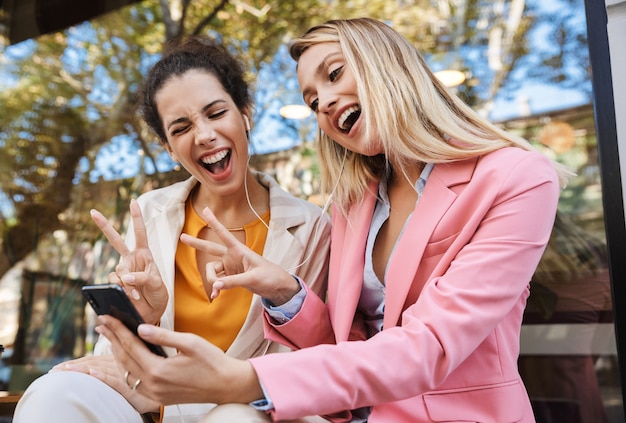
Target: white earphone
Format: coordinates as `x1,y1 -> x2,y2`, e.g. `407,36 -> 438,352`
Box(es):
244,115 -> 251,132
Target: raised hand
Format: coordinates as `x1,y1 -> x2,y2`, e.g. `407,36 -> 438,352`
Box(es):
95,315 -> 262,406
90,199 -> 168,324
179,206 -> 300,306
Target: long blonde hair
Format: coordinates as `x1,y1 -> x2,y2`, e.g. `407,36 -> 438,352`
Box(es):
289,18 -> 573,212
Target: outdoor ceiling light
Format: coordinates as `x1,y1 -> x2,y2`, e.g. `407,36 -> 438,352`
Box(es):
434,69 -> 466,88
279,104 -> 312,119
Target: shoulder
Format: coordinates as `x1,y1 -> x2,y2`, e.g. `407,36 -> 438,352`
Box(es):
477,147 -> 558,185
256,171 -> 329,221
135,177 -> 196,212
435,146 -> 558,185
432,147 -> 559,202
481,146 -> 552,164
464,147 -> 561,206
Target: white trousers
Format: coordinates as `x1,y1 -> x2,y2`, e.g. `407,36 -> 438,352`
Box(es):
13,371 -> 327,423
13,372 -> 144,423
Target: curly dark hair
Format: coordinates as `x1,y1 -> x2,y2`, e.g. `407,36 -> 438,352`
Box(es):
138,35 -> 252,143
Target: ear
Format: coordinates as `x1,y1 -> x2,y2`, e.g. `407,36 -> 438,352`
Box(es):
243,114 -> 251,132
163,142 -> 178,163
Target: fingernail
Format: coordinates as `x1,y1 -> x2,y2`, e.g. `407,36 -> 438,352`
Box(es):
51,363 -> 73,372
131,289 -> 140,300
121,274 -> 135,284
138,324 -> 154,336
89,368 -> 102,377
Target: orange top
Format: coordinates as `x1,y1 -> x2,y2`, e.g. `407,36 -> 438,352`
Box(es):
174,198 -> 269,351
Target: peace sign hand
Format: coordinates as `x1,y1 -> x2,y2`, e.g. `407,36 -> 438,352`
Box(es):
180,207 -> 300,306
90,199 -> 168,324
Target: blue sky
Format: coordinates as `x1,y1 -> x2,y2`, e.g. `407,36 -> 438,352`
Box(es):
489,83 -> 588,122
488,0 -> 590,121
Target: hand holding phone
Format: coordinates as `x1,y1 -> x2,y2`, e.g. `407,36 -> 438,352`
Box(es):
82,284 -> 167,357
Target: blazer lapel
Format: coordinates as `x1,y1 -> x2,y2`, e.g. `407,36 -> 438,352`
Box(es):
226,295 -> 267,358
228,173 -> 307,357
329,188 -> 377,340
144,180 -> 192,331
384,159 -> 477,328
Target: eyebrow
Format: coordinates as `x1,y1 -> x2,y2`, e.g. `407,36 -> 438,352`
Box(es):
166,99 -> 228,130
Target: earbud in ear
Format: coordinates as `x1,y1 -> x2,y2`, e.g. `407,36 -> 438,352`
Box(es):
244,115 -> 251,132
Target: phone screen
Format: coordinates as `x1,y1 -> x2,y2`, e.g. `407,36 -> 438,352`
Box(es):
82,284 -> 167,357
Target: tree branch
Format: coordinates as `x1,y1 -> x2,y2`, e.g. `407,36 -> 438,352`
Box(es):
192,0 -> 229,35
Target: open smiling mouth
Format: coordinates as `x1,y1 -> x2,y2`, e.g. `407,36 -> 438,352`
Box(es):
338,105 -> 361,133
200,149 -> 231,174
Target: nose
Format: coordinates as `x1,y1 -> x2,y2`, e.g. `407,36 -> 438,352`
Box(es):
193,120 -> 216,145
317,88 -> 337,114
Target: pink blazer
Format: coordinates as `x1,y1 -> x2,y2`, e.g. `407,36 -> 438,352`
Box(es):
251,147 -> 560,423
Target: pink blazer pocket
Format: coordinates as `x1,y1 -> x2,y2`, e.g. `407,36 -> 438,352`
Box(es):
422,231 -> 458,258
423,380 -> 525,423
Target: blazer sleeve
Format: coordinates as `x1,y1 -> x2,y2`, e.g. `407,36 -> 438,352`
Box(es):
290,209 -> 332,303
250,150 -> 561,421
263,208 -> 335,349
263,282 -> 336,349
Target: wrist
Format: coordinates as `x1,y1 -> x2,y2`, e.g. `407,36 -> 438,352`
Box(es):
268,275 -> 301,306
224,360 -> 264,404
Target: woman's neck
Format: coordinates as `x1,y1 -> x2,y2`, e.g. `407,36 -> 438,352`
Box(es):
191,171 -> 269,228
388,161 -> 425,190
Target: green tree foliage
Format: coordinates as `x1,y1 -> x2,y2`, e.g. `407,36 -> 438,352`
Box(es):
0,5 -> 160,277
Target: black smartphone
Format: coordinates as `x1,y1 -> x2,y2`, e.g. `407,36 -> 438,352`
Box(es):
82,284 -> 167,357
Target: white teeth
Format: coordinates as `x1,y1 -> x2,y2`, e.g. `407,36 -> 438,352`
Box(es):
338,106 -> 360,130
201,150 -> 228,164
